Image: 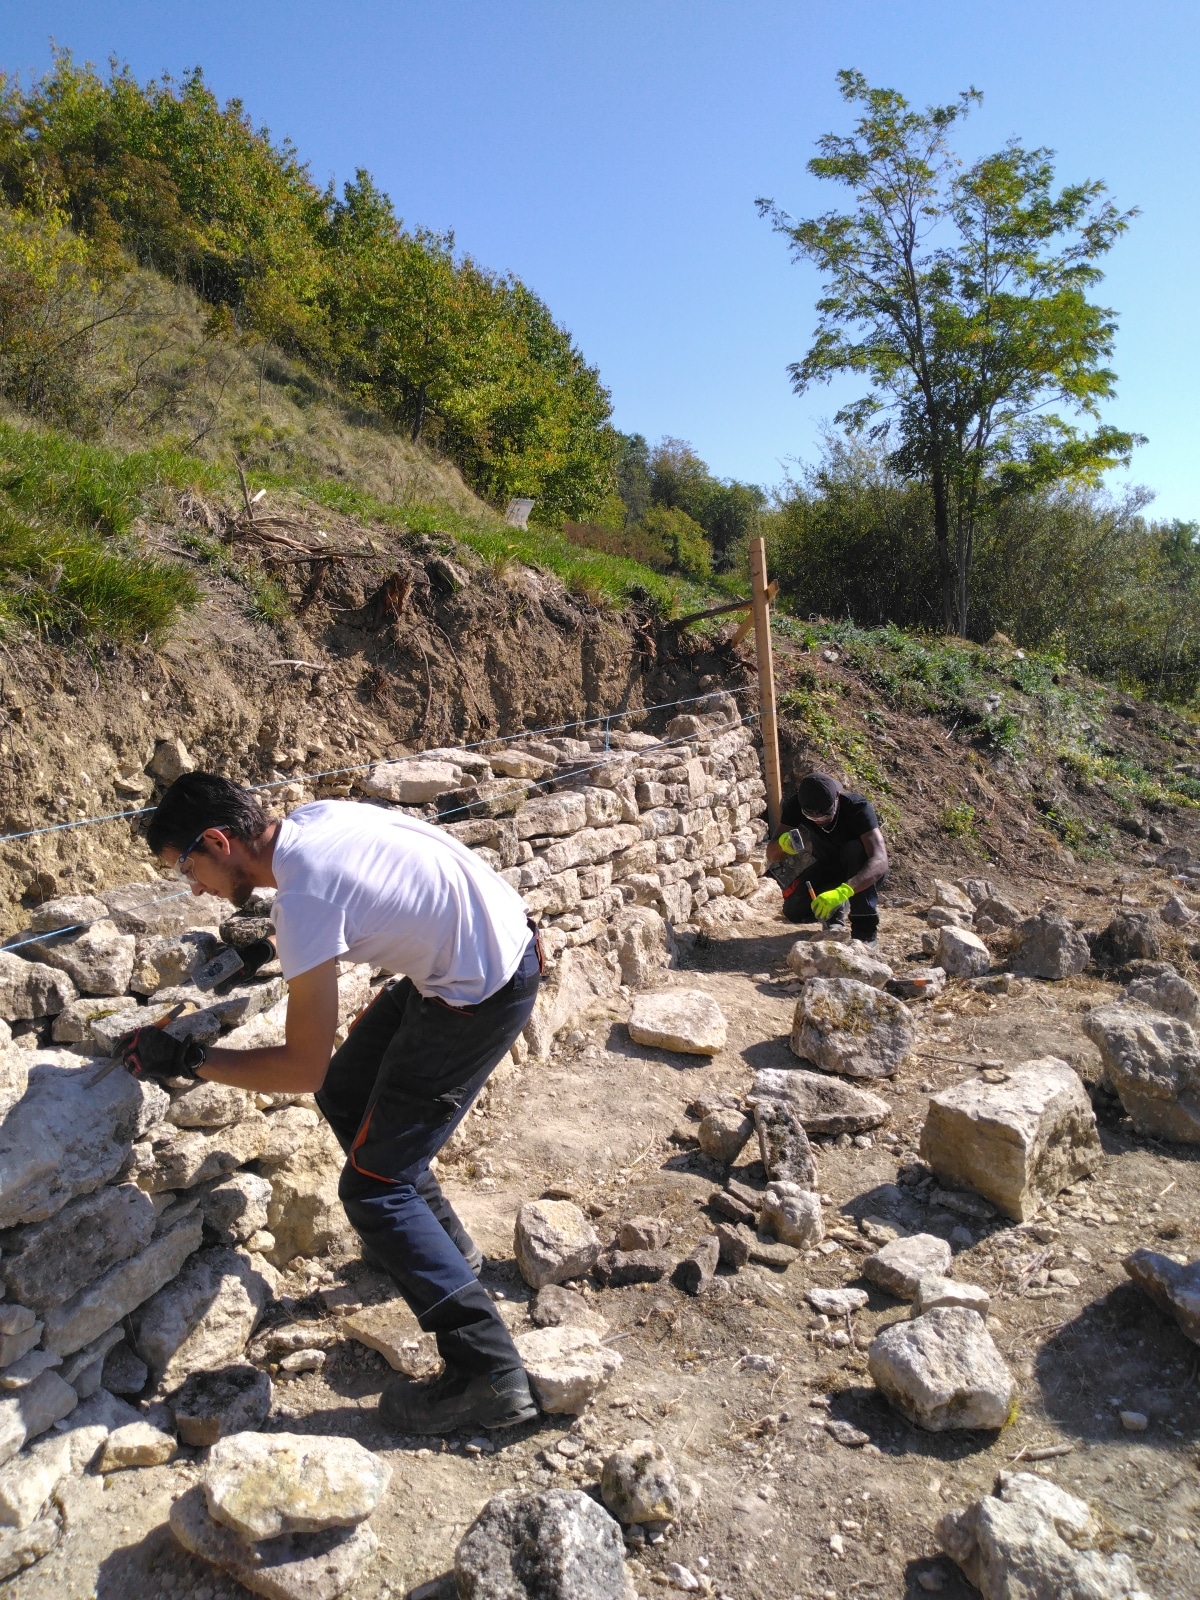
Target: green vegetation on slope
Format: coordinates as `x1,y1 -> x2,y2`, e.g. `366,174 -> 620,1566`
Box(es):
0,52 -> 616,524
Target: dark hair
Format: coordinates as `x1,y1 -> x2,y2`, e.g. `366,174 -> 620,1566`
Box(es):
145,772 -> 270,856
797,772 -> 840,814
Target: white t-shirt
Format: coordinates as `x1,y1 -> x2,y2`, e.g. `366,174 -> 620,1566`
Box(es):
268,801 -> 530,1004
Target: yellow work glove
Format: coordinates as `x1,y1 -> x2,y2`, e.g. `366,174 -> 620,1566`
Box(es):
777,828 -> 804,856
811,882 -> 854,920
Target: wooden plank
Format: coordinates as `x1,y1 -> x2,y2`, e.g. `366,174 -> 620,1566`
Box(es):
749,539 -> 783,834
730,582 -> 775,647
668,595 -> 752,630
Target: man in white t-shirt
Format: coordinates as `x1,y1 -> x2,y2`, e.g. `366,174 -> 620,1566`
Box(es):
120,772 -> 543,1435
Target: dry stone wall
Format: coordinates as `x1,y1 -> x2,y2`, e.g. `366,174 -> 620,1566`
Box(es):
0,692 -> 770,1566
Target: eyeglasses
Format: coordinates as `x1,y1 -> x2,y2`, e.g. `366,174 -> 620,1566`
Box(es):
176,827 -> 225,881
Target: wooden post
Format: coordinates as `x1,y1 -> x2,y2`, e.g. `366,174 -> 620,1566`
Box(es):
750,537 -> 783,835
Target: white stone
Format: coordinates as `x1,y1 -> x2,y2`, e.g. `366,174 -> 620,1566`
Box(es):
522,945 -> 620,1061
166,1081 -> 255,1129
170,1484 -> 379,1600
197,1171 -> 273,1245
131,1245 -> 274,1389
41,1210 -> 202,1357
934,880 -> 976,915
97,1421 -> 176,1472
266,1121 -> 355,1265
0,1434 -> 73,1529
0,1372 -> 78,1469
790,978 -> 915,1078
697,1108 -> 753,1164
361,757 -> 461,804
787,939 -> 893,988
1083,1003 -> 1200,1143
912,1276 -> 992,1318
868,1307 -> 1015,1431
1,1181 -> 158,1311
0,953 -> 76,1021
938,1472 -> 1148,1600
805,1287 -> 868,1316
600,1439 -> 680,1525
628,989 -> 726,1055
27,920 -> 136,998
0,1514 -> 60,1580
514,1202 -> 601,1290
204,1431 -> 390,1539
748,1067 -> 891,1134
516,792 -> 588,839
0,1054 -> 166,1230
919,1057 -> 1102,1221
139,1112 -> 271,1192
863,1234 -> 953,1300
514,1325 -> 622,1414
148,738 -> 194,784
1011,912 -> 1092,982
760,1182 -> 823,1249
935,926 -> 991,978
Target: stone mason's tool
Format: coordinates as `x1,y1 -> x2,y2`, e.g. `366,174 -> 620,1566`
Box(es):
87,999 -> 193,1088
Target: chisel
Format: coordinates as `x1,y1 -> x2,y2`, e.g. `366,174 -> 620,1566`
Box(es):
86,1000 -> 191,1088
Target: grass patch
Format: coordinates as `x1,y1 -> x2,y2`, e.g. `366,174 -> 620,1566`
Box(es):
940,802 -> 977,839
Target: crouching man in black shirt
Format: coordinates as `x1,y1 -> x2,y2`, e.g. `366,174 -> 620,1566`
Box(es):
766,771 -> 889,943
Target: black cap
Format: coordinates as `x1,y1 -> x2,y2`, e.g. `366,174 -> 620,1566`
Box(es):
797,772 -> 839,816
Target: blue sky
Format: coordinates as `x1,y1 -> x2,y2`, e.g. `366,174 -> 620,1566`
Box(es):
5,1 -> 1198,517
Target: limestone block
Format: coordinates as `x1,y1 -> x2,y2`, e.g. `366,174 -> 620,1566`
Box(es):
919,1057 -> 1102,1220
129,931 -> 221,995
0,1515 -> 60,1580
868,1307 -> 1014,1431
514,1202 -> 601,1290
0,1372 -> 79,1469
720,863 -> 760,899
806,1287 -> 868,1316
934,880 -> 976,915
50,995 -> 140,1043
935,926 -> 991,978
529,1287 -> 609,1336
522,945 -> 620,1061
258,1105 -> 320,1167
517,792 -> 588,839
937,1472 -> 1147,1600
748,1067 -> 891,1135
1121,971 -> 1200,1024
26,920 -> 135,998
139,1112 -> 271,1191
41,1211 -> 203,1357
197,1171 -> 272,1245
171,1365 -> 272,1446
97,1421 -> 176,1472
912,1277 -> 992,1318
361,757 -> 461,803
167,1081 -> 255,1129
222,997 -> 289,1051
628,989 -> 726,1055
170,1485 -> 379,1600
582,787 -> 624,827
863,1234 -> 953,1300
787,939 -> 893,988
594,1249 -> 673,1287
1083,1003 -> 1200,1142
456,1489 -> 626,1600
0,1054 -> 167,1229
760,1182 -> 823,1249
0,1433 -> 74,1529
514,1325 -> 622,1413
343,1300 -> 424,1371
600,1439 -> 681,1525
790,978 -> 915,1078
266,1120 -> 355,1266
0,1322 -> 40,1370
132,1246 -> 274,1389
0,953 -> 76,1021
205,1431 -> 390,1539
1011,912 -> 1091,981
1123,1248 -> 1200,1345
607,906 -> 676,989
697,1108 -> 754,1164
0,1182 -> 157,1310
0,1350 -> 61,1391
100,884 -> 227,937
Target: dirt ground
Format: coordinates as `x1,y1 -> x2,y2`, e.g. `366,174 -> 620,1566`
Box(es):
9,856 -> 1200,1600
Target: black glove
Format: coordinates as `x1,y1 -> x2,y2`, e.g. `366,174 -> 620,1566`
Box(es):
114,1025 -> 206,1084
237,938 -> 276,980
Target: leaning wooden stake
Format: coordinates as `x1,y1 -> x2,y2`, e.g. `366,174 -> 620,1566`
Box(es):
750,536 -> 783,835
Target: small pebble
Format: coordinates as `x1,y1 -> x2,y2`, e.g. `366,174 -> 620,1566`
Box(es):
1120,1410 -> 1149,1432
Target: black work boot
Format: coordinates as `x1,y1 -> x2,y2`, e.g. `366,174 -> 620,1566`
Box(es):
380,1364 -> 538,1435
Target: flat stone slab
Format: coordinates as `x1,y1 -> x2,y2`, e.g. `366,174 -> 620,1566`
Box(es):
919,1057 -> 1102,1221
786,939 -> 893,989
628,989 -> 727,1055
863,1234 -> 952,1300
171,1484 -> 378,1600
805,1287 -> 868,1316
205,1431 -> 390,1540
749,1068 -> 891,1134
171,1365 -> 273,1446
342,1301 -> 425,1372
912,1276 -> 992,1318
868,1306 -> 1014,1432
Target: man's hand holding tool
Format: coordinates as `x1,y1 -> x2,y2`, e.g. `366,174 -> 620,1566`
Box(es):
810,882 -> 854,920
89,1000 -> 207,1088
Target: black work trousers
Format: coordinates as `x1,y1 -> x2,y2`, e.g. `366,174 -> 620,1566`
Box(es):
780,839 -> 881,941
315,932 -> 541,1376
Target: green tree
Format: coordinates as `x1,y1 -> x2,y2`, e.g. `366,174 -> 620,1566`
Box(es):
638,504 -> 712,581
758,69 -> 1143,634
